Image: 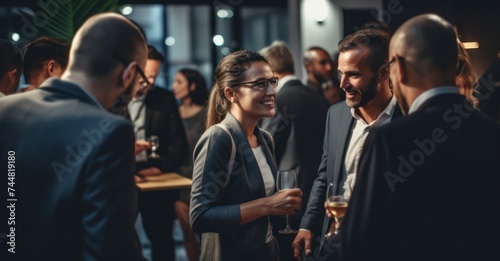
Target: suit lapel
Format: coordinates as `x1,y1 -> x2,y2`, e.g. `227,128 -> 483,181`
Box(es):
333,105 -> 355,185
222,113 -> 268,197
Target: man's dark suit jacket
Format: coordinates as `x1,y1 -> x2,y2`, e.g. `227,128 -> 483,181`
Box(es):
261,78 -> 328,260
135,87 -> 188,261
0,78 -> 144,261
262,79 -> 329,227
338,93 -> 500,260
300,99 -> 402,258
141,87 -> 187,172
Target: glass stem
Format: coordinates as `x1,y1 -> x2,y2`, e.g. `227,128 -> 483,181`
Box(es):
286,215 -> 290,228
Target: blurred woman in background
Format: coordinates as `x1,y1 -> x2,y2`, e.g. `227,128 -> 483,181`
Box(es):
171,68 -> 208,261
456,39 -> 479,107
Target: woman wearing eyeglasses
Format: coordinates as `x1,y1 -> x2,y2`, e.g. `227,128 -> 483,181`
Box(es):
190,50 -> 302,261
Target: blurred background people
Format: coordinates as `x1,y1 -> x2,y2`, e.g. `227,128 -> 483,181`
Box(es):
129,44 -> 188,261
259,40 -> 328,261
171,67 -> 209,261
303,46 -> 342,105
19,36 -> 69,92
0,13 -> 147,261
323,51 -> 345,105
190,50 -> 302,260
456,38 -> 480,108
0,39 -> 23,97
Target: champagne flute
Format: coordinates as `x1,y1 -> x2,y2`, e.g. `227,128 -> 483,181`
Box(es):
325,182 -> 349,237
148,135 -> 160,159
276,170 -> 298,234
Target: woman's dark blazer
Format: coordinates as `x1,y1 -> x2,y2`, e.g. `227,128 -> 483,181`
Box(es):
190,113 -> 278,259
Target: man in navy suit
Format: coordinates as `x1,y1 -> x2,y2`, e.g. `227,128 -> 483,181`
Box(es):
259,41 -> 329,261
336,14 -> 500,261
293,28 -> 402,260
0,13 -> 147,261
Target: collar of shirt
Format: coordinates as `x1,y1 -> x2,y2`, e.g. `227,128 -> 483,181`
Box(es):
408,86 -> 460,114
350,95 -> 398,126
276,75 -> 299,93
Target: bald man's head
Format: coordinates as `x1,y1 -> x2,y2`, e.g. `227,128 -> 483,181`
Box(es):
390,14 -> 458,75
68,13 -> 147,77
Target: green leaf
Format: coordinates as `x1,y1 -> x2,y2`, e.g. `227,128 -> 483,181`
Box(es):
22,0 -> 120,43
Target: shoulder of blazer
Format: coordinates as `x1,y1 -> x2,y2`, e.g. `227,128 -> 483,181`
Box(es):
328,101 -> 352,122
259,128 -> 275,153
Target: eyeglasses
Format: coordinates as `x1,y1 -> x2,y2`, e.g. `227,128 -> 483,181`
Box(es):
231,77 -> 279,91
111,52 -> 151,92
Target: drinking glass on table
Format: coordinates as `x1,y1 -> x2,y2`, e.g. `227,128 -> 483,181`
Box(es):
276,170 -> 298,234
325,182 -> 349,237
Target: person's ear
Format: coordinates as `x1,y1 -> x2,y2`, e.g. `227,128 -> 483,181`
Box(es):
395,55 -> 408,84
378,64 -> 390,82
120,61 -> 137,91
189,82 -> 196,92
7,69 -> 18,83
47,60 -> 56,76
224,86 -> 238,103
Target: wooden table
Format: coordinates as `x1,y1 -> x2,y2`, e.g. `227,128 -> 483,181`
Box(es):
136,172 -> 192,191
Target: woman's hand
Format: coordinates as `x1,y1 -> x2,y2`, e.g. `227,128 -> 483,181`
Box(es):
239,188 -> 302,225
266,188 -> 302,216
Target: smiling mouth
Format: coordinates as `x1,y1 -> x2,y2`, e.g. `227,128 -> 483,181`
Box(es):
261,100 -> 274,106
344,88 -> 358,99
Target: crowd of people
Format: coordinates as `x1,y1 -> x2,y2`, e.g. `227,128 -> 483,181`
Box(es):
1,11 -> 499,261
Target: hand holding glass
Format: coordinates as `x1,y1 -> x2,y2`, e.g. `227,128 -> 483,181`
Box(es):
276,170 -> 298,234
148,135 -> 160,159
325,183 -> 349,237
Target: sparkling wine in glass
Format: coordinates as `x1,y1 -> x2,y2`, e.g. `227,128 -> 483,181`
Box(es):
325,182 -> 349,237
148,135 -> 160,159
276,170 -> 298,234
